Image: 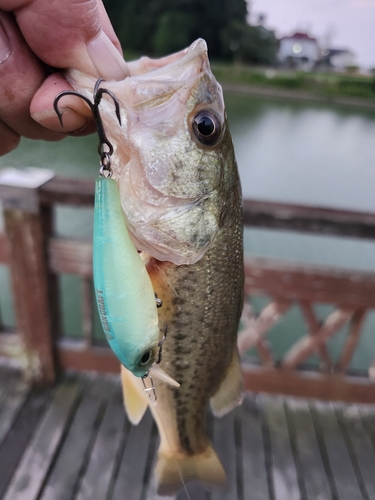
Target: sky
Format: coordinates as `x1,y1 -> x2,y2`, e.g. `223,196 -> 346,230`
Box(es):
249,0 -> 375,70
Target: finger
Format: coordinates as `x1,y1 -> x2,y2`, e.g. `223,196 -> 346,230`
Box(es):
12,0 -> 129,79
0,119 -> 20,156
30,0 -> 129,133
30,73 -> 96,134
0,11 -> 64,142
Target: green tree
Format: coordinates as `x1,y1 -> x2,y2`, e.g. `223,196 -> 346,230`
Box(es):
104,0 -> 156,53
153,11 -> 195,55
221,22 -> 279,65
104,0 -> 258,61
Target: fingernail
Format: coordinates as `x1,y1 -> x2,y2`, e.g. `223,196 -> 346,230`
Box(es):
0,21 -> 11,64
87,30 -> 130,80
31,107 -> 87,133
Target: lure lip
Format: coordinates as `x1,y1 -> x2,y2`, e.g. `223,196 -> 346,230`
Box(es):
149,364 -> 180,388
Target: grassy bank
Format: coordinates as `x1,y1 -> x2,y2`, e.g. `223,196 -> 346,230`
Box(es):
212,63 -> 375,101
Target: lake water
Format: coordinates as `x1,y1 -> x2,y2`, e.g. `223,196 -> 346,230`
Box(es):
1,93 -> 375,370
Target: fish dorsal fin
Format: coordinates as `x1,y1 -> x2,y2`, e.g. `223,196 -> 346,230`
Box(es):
121,365 -> 149,425
210,347 -> 244,417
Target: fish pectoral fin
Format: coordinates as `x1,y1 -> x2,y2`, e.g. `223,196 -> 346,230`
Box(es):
155,445 -> 226,496
121,365 -> 149,425
210,347 -> 244,418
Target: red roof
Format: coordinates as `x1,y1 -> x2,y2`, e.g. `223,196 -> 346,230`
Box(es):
281,32 -> 317,42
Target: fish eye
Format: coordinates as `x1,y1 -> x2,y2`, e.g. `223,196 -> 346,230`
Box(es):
140,350 -> 152,366
192,110 -> 222,146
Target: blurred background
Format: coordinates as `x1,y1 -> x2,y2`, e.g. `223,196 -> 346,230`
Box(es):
1,0 -> 375,371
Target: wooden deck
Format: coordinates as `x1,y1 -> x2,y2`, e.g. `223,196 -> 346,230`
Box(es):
1,367 -> 375,500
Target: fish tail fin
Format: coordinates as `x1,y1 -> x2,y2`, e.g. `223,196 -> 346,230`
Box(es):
155,445 -> 226,495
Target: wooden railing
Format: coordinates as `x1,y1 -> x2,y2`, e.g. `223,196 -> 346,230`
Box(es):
239,258 -> 375,402
1,174 -> 375,402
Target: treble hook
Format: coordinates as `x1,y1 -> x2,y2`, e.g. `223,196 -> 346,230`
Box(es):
53,79 -> 122,171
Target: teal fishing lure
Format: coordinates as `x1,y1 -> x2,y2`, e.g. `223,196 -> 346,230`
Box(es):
93,176 -> 160,377
53,80 -> 169,381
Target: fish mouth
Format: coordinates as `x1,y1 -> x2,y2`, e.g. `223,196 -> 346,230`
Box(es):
123,38 -> 210,87
101,38 -> 214,130
68,39 -> 224,265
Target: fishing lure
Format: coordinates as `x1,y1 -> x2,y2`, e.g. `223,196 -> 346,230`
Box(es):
53,81 -> 167,379
93,173 -> 160,376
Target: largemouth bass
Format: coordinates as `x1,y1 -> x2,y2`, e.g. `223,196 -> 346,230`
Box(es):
68,38 -> 244,495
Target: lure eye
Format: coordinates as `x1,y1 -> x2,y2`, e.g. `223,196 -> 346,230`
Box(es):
140,350 -> 152,366
192,110 -> 222,146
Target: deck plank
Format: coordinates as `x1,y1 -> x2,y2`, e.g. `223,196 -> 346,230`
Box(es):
0,368 -> 10,403
0,374 -> 29,446
76,380 -> 126,500
111,409 -> 153,500
3,377 -> 82,500
286,398 -> 332,500
212,409 -> 239,500
39,375 -> 113,500
240,395 -> 270,500
0,386 -> 52,499
261,394 -> 301,500
312,401 -> 364,500
177,481 -> 209,500
358,404 -> 375,447
338,404 -> 375,500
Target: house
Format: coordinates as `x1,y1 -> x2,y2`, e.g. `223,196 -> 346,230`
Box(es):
278,32 -> 320,70
320,48 -> 357,71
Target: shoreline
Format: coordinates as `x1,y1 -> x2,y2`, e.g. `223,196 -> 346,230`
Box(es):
221,82 -> 375,112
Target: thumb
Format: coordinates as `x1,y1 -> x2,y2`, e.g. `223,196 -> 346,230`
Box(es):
12,0 -> 129,79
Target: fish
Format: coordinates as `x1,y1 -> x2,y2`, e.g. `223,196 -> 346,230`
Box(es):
67,38 -> 244,495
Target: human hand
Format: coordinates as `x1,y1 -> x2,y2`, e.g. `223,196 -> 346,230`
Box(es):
0,0 -> 129,156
